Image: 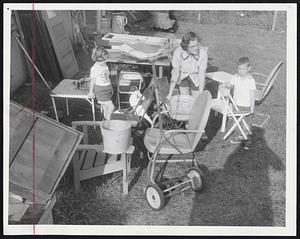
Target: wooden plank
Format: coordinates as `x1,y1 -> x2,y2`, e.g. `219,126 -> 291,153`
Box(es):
11,101 -> 82,137
96,10 -> 102,32
38,194 -> 56,224
9,195 -> 29,222
81,150 -> 96,170
93,150 -> 107,167
38,130 -> 79,194
36,11 -> 62,83
32,120 -> 66,170
10,159 -> 44,187
106,154 -> 121,164
13,139 -> 54,174
79,161 -> 124,181
14,12 -> 32,82
9,105 -> 36,164
9,182 -> 49,205
13,114 -> 79,170
43,11 -> 79,78
79,150 -> 88,170
122,153 -> 129,195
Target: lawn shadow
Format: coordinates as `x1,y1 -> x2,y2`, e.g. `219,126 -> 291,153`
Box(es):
189,127 -> 285,226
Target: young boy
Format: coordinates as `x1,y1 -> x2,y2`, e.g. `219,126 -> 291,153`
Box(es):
224,57 -> 256,148
88,47 -> 115,120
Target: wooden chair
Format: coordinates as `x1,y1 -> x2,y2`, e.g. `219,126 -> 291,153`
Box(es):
251,61 -> 284,127
71,121 -> 134,195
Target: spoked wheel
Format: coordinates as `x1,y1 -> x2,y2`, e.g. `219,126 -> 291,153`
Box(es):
187,167 -> 204,192
145,183 -> 166,210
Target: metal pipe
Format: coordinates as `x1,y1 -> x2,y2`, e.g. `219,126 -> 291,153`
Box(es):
163,179 -> 191,192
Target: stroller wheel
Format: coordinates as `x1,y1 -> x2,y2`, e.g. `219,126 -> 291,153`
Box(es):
145,183 -> 165,210
187,167 -> 204,192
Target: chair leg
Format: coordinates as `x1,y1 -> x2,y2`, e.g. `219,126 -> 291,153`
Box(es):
223,116 -> 247,140
252,112 -> 271,128
241,118 -> 251,134
73,151 -> 81,193
122,153 -> 129,196
221,113 -> 227,132
235,117 -> 248,139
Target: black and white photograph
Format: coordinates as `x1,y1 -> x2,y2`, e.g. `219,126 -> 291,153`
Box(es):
3,3 -> 297,236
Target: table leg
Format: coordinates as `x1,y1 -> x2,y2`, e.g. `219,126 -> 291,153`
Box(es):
66,98 -> 69,116
221,113 -> 227,133
159,66 -> 163,78
92,98 -> 96,121
89,98 -> 96,129
51,97 -> 59,122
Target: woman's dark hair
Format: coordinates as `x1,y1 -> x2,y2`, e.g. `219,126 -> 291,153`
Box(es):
180,32 -> 201,51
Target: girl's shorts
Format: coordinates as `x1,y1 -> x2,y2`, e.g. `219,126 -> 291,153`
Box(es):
179,76 -> 199,91
94,85 -> 113,102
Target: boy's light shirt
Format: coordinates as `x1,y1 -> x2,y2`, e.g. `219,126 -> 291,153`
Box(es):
171,45 -> 208,87
90,63 -> 111,86
229,74 -> 256,107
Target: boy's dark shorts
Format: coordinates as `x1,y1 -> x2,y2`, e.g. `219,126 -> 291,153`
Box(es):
179,76 -> 199,91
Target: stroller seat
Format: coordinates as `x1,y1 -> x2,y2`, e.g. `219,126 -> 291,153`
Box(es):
144,128 -> 194,154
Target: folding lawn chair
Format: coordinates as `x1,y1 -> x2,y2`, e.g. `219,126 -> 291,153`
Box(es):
143,90 -> 212,210
211,85 -> 252,140
251,61 -> 284,128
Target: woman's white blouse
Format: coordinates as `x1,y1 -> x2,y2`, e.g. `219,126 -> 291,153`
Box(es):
171,45 -> 208,87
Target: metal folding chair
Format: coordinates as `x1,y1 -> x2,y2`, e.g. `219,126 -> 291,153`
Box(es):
251,61 -> 284,128
211,85 -> 252,140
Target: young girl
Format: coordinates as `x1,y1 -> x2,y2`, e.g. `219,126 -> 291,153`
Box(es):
88,47 -> 115,120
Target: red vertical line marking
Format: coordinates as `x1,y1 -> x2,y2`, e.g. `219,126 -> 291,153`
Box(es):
31,2 -> 36,234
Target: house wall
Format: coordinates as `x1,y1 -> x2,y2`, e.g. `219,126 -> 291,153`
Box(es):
10,15 -> 29,94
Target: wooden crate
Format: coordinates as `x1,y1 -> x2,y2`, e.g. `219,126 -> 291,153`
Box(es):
9,101 -> 83,224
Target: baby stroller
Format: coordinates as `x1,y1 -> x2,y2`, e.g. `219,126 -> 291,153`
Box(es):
143,61 -> 212,210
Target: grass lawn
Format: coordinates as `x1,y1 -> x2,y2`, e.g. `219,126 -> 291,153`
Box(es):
11,21 -> 286,226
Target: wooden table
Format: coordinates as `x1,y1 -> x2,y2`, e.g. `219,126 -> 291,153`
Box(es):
102,33 -> 181,78
205,71 -> 235,132
50,79 -> 96,122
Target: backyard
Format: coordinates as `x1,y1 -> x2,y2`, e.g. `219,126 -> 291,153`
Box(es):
11,15 -> 287,226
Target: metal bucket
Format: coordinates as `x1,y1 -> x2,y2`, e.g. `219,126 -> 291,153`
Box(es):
100,120 -> 131,154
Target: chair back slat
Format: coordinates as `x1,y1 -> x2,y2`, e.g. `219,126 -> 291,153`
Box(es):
257,61 -> 284,101
187,90 -> 212,150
